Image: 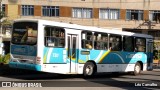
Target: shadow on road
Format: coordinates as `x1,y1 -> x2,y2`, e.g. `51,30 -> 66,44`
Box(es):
151,69 -> 160,72
0,65 -> 128,80
82,73 -> 160,90
0,65 -> 73,80
82,71 -> 160,90
0,68 -> 124,80
0,65 -> 133,80
0,65 -> 159,89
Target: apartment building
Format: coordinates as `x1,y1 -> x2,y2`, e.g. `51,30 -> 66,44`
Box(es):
1,0 -> 160,43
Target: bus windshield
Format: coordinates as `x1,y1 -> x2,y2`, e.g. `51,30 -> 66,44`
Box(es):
12,22 -> 38,45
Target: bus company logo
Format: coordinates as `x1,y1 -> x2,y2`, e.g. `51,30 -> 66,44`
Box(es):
1,82 -> 42,87
127,54 -> 142,59
14,48 -> 26,53
2,82 -> 12,87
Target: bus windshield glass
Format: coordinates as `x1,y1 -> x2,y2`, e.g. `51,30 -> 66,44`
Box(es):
12,22 -> 38,45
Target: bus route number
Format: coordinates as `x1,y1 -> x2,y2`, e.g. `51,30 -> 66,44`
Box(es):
53,53 -> 59,58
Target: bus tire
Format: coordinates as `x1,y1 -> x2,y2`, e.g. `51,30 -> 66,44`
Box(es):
83,62 -> 96,77
133,62 -> 141,75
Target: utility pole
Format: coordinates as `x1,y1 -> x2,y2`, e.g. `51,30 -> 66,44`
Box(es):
0,0 -> 2,43
0,0 -> 5,56
0,0 -> 2,56
0,0 -> 5,43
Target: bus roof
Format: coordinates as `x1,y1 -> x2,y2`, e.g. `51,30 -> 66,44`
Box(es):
14,19 -> 153,39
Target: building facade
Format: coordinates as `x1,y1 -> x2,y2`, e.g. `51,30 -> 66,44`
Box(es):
1,0 -> 160,42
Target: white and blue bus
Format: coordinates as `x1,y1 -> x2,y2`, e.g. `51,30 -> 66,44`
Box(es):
9,19 -> 153,77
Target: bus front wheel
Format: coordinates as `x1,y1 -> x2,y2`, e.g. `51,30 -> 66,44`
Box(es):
83,62 -> 96,77
133,62 -> 141,75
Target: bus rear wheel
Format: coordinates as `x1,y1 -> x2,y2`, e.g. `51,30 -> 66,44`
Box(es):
133,62 -> 141,75
83,62 -> 96,77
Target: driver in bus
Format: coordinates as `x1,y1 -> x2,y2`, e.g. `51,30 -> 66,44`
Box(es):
86,42 -> 92,49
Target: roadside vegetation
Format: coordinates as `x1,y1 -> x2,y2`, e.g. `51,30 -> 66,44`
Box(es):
0,53 -> 10,65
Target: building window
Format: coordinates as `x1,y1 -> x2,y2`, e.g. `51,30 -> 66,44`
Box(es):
72,8 -> 92,18
2,4 -> 5,12
42,6 -> 59,17
21,5 -> 34,16
149,11 -> 160,22
126,10 -> 143,20
99,9 -> 120,19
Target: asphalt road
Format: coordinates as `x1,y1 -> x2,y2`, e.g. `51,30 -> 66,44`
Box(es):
0,66 -> 160,90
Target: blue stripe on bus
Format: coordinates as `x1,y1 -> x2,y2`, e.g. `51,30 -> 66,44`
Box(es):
42,48 -> 151,64
99,51 -> 147,64
9,62 -> 41,71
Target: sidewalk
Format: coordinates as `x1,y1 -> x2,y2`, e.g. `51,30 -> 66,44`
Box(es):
153,65 -> 160,69
153,68 -> 160,71
153,65 -> 160,72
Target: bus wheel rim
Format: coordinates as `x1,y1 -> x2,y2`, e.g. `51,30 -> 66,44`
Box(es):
86,65 -> 93,75
135,65 -> 140,73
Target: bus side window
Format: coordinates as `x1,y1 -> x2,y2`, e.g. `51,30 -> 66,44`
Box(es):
44,26 -> 65,47
94,32 -> 108,50
81,31 -> 93,49
123,36 -> 134,52
135,38 -> 146,52
109,34 -> 122,51
109,43 -> 112,50
46,37 -> 56,47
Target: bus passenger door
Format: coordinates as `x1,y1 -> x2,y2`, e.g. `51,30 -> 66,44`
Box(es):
147,41 -> 153,70
67,34 -> 78,73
